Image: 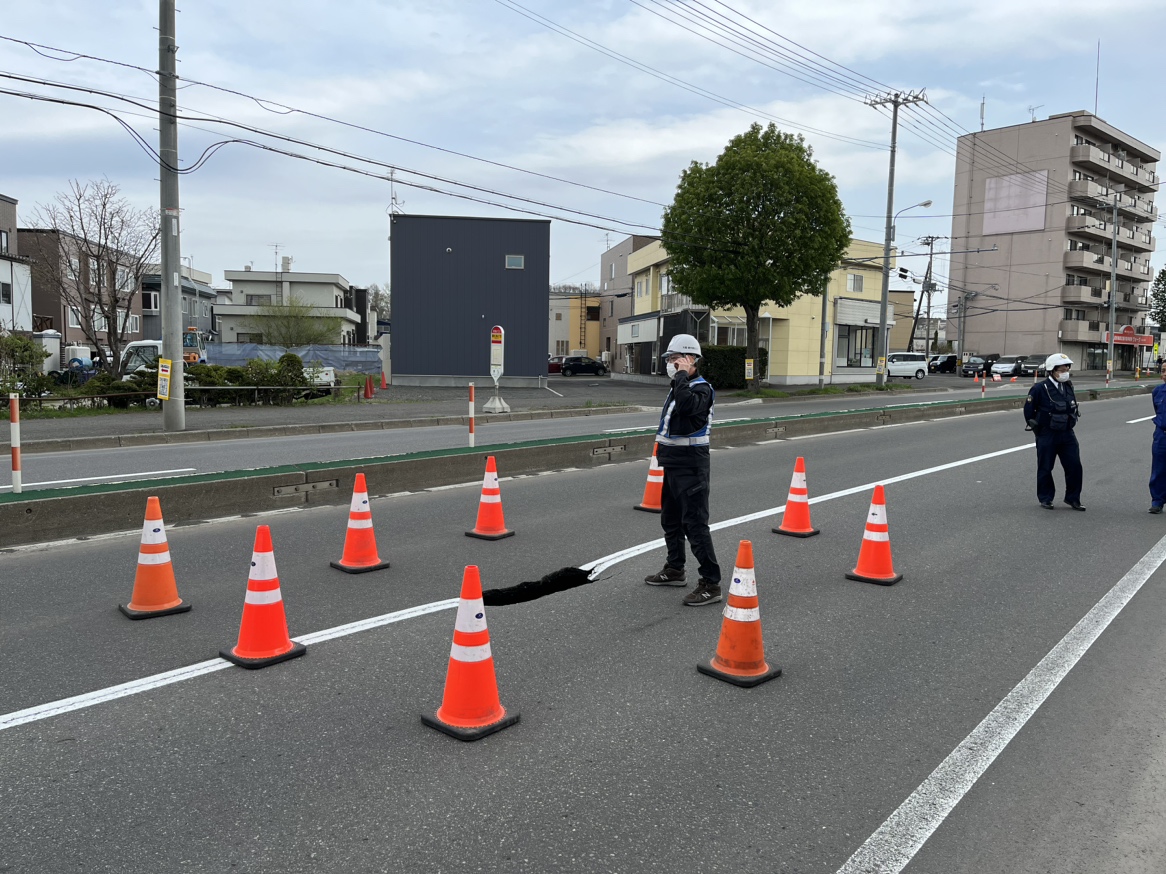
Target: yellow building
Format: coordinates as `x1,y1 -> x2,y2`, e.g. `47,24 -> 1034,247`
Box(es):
565,292 -> 602,357
620,238 -> 902,383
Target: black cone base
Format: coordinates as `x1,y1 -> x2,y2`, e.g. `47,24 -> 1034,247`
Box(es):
697,662 -> 782,688
845,571 -> 902,586
773,526 -> 820,537
329,559 -> 391,574
118,601 -> 192,620
634,504 -> 662,513
220,641 -> 307,669
422,710 -> 520,741
465,529 -> 515,540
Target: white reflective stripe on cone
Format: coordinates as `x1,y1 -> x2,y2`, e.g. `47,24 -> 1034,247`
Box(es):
483,472 -> 499,489
249,551 -> 278,580
867,502 -> 889,525
450,641 -> 493,662
479,494 -> 502,503
787,493 -> 808,503
729,568 -> 757,597
245,588 -> 283,605
723,605 -> 760,623
137,551 -> 172,566
347,518 -> 374,529
863,530 -> 890,542
454,598 -> 488,633
140,522 -> 168,545
792,471 -> 807,488
349,492 -> 370,512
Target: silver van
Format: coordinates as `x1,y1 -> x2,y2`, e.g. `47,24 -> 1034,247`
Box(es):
886,352 -> 928,380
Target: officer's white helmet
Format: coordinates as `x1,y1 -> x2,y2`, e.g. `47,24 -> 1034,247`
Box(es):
662,333 -> 702,359
1045,352 -> 1073,371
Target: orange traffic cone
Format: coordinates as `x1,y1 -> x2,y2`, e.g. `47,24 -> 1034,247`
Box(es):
466,456 -> 515,540
422,565 -> 520,740
363,375 -> 374,399
380,371 -> 388,389
1009,376 -> 1017,383
119,496 -> 192,619
973,373 -> 979,383
773,456 -> 819,537
634,444 -> 663,513
697,540 -> 781,688
330,473 -> 390,573
845,485 -> 902,586
220,525 -> 307,668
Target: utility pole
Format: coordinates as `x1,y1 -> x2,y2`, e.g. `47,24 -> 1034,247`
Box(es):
907,236 -> 943,352
818,279 -> 830,389
159,0 -> 184,430
867,89 -> 927,386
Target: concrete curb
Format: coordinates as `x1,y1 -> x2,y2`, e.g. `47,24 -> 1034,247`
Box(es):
0,386 -> 1147,549
0,405 -> 643,456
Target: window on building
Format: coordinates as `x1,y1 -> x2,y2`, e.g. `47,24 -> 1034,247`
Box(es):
0,282 -> 10,304
636,279 -> 644,298
115,267 -> 132,291
610,263 -> 615,280
659,273 -> 671,295
835,325 -> 875,368
246,294 -> 272,306
0,230 -> 8,255
586,306 -> 600,321
631,324 -> 640,338
555,339 -> 569,355
846,273 -> 863,293
130,314 -> 140,334
609,301 -> 614,316
181,297 -> 188,313
505,254 -> 525,270
605,337 -> 611,352
68,307 -> 81,328
92,312 -> 107,332
141,292 -> 159,311
88,257 -> 100,284
237,332 -> 263,343
68,257 -> 80,280
555,312 -> 562,321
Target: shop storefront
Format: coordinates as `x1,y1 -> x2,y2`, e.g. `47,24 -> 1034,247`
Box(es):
833,298 -> 893,371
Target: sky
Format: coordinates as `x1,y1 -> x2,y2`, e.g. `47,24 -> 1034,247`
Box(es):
3,0 -> 1164,312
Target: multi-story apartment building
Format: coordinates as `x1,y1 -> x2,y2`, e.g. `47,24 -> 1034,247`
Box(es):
0,194 -> 33,334
597,236 -> 655,371
949,111 -> 1159,370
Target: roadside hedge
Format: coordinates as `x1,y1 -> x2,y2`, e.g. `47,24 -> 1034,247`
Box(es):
700,345 -> 769,390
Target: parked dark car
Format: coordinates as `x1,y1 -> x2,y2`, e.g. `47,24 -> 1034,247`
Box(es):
548,355 -> 566,374
560,356 -> 607,377
959,356 -> 985,377
1021,354 -> 1054,377
929,354 -> 957,373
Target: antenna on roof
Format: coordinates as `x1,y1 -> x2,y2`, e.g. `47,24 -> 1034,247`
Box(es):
980,95 -> 985,131
1026,105 -> 1043,123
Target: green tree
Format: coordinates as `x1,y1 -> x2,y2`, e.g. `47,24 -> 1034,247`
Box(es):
661,123 -> 851,389
241,294 -> 343,348
1149,266 -> 1166,332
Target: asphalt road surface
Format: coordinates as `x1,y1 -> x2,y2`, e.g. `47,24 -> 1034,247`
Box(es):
0,374 -> 1105,493
2,394 -> 1164,872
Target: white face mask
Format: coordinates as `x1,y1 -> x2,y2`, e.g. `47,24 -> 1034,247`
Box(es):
666,361 -> 679,379
1056,371 -> 1071,383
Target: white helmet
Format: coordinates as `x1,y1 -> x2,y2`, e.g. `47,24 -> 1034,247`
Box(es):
662,333 -> 701,359
1045,352 -> 1073,371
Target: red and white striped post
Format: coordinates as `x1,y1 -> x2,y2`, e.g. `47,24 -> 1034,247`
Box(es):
468,383 -> 475,448
9,393 -> 21,494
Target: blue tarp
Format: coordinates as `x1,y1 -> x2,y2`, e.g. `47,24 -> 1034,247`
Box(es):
205,343 -> 383,373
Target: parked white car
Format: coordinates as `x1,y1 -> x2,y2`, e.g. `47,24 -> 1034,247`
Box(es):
885,352 -> 928,380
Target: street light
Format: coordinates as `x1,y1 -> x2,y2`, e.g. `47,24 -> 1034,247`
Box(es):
876,199 -> 933,386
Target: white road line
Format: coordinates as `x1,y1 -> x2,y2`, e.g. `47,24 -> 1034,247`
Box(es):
836,530 -> 1166,874
1127,415 -> 1154,424
602,426 -> 656,434
544,385 -> 564,397
0,468 -> 197,491
787,428 -> 868,440
0,442 -> 1034,731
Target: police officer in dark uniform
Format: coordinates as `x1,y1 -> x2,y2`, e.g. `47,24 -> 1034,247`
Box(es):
643,334 -> 723,606
1023,352 -> 1084,510
1149,366 -> 1166,513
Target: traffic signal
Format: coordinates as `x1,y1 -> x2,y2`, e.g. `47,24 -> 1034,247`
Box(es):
898,267 -> 910,280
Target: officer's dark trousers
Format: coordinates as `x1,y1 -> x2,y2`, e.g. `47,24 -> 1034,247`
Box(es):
1035,429 -> 1082,504
1150,429 -> 1166,506
660,465 -> 721,584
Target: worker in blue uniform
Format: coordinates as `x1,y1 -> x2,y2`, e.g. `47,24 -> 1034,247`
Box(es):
1149,366 -> 1166,513
1023,352 -> 1084,511
643,333 -> 723,606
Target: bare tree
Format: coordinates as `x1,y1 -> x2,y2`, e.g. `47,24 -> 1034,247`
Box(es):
31,179 -> 160,376
241,294 -> 343,348
367,282 -> 390,320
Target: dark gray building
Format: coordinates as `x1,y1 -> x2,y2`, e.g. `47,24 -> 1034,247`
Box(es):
390,214 -> 550,385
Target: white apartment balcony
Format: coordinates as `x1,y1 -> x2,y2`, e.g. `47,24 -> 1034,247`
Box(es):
1066,215 -> 1111,243
1063,250 -> 1112,274
1059,319 -> 1102,343
1070,144 -> 1156,190
1060,284 -> 1105,306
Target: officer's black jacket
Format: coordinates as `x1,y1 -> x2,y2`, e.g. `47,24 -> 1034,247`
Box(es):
655,371 -> 714,468
1023,377 -> 1079,433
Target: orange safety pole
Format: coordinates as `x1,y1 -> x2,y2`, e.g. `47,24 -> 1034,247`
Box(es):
8,393 -> 20,494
